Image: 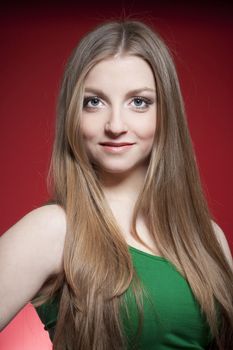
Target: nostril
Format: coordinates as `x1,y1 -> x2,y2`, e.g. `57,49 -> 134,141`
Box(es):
105,121 -> 128,135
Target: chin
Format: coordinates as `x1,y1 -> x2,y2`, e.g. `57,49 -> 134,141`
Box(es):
102,167 -> 131,174
100,162 -> 142,176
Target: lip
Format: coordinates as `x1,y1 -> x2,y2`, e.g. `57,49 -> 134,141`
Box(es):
99,142 -> 134,153
99,142 -> 134,147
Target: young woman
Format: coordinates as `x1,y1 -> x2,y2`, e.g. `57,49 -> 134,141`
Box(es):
0,20 -> 232,350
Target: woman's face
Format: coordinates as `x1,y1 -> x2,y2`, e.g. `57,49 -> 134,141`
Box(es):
81,55 -> 157,177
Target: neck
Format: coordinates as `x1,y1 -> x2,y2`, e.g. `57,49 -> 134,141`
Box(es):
98,165 -> 147,204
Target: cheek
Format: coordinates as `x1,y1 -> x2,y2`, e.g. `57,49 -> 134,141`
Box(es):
136,116 -> 156,143
80,119 -> 99,141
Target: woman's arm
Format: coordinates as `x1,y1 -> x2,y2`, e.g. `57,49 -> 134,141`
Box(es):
0,204 -> 66,331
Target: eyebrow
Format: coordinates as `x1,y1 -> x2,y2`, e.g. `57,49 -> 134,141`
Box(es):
84,87 -> 156,101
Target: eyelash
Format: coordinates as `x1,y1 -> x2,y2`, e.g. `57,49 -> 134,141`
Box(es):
83,96 -> 153,110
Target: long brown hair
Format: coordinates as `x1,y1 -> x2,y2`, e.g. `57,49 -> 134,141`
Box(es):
32,20 -> 233,349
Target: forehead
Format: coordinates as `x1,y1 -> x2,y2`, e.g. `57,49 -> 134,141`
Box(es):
84,55 -> 156,91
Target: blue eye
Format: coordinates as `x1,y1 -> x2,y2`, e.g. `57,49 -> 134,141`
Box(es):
131,97 -> 152,109
83,95 -> 153,110
133,98 -> 145,107
83,96 -> 102,108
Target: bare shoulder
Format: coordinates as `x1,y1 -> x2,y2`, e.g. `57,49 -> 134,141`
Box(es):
21,203 -> 66,230
11,203 -> 67,273
211,220 -> 233,270
0,204 -> 67,330
23,204 -> 67,243
31,204 -> 67,272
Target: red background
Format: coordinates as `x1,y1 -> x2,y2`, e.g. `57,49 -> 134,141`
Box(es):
0,1 -> 232,348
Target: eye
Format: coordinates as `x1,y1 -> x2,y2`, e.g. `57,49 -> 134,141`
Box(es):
83,96 -> 103,109
131,97 -> 152,110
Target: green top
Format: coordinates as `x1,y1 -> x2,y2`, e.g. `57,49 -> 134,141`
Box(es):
34,246 -> 213,349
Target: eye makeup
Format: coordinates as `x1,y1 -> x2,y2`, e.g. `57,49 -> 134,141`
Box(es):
83,95 -> 155,111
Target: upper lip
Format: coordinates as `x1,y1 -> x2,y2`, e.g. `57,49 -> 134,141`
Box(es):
99,142 -> 135,147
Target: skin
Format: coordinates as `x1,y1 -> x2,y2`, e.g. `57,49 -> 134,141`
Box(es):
81,55 -> 157,203
0,55 -> 232,333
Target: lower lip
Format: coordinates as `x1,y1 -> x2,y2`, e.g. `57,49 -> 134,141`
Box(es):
100,144 -> 134,153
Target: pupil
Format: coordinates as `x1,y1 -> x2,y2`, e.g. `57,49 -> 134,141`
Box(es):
92,98 -> 99,105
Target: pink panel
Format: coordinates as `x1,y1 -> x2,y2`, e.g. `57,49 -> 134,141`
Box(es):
0,304 -> 52,349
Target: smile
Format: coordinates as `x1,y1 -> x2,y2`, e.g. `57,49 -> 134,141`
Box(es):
99,144 -> 134,153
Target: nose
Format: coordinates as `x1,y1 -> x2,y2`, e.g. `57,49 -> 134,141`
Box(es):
105,107 -> 128,136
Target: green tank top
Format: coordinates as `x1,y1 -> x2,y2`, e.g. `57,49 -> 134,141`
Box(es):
34,246 -> 213,349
